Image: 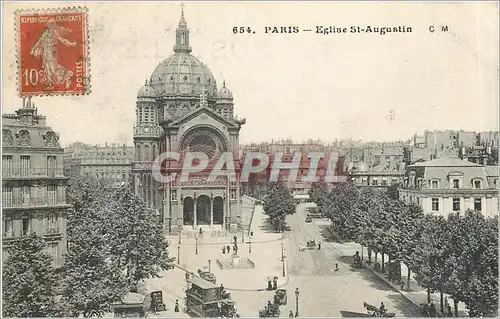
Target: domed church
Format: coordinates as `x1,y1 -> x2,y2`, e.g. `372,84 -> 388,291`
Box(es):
131,7 -> 246,234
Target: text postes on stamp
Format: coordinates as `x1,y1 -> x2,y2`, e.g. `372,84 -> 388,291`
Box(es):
16,7 -> 89,97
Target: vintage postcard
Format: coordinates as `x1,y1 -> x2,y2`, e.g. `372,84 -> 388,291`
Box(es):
1,2 -> 499,318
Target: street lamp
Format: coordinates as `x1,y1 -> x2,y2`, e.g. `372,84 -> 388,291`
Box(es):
281,241 -> 286,277
195,233 -> 198,255
178,226 -> 182,244
249,236 -> 252,253
177,246 -> 180,264
208,259 -> 211,272
295,288 -> 300,317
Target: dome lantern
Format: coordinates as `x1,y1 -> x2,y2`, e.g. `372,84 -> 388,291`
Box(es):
173,3 -> 192,54
137,78 -> 156,99
217,80 -> 234,101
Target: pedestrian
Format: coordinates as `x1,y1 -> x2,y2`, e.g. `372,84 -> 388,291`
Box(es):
227,245 -> 231,254
272,278 -> 278,290
174,299 -> 179,312
429,299 -> 437,317
222,246 -> 226,254
267,280 -> 272,291
289,310 -> 294,318
447,304 -> 453,317
318,242 -> 321,250
335,263 -> 339,271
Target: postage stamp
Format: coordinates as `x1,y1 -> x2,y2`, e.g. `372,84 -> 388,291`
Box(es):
15,7 -> 90,97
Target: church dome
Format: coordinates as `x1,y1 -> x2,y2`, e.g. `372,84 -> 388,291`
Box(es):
149,53 -> 217,97
137,80 -> 156,99
145,8 -> 217,98
217,81 -> 233,100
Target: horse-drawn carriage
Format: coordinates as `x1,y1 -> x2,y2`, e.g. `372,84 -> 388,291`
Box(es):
274,289 -> 287,306
220,300 -> 239,318
299,240 -> 317,251
258,301 -> 281,317
363,302 -> 395,317
351,251 -> 363,269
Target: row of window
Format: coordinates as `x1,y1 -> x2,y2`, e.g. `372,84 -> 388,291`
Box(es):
404,195 -> 483,212
138,106 -> 157,123
357,178 -> 400,186
3,214 -> 59,237
2,185 -> 59,207
3,155 -> 58,176
92,172 -> 129,180
79,158 -> 131,164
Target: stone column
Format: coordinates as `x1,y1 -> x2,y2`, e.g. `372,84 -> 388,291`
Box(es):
210,197 -> 214,228
193,197 -> 197,228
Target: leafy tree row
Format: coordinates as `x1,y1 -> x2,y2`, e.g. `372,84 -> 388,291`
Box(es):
263,181 -> 296,231
3,176 -> 174,318
309,181 -> 498,317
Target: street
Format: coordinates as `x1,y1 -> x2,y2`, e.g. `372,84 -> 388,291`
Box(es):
279,203 -> 422,317
142,200 -> 422,318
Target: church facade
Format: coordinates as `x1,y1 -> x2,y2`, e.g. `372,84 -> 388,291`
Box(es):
131,9 -> 245,234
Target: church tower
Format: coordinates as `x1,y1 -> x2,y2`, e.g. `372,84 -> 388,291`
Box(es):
132,79 -> 162,212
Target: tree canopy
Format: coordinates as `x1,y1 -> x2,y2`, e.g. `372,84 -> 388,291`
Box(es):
62,176 -> 174,317
263,181 -> 296,231
2,233 -> 59,317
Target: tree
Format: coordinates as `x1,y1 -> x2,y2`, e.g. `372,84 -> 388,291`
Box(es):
263,181 -> 295,231
458,212 -> 498,317
106,188 -> 174,291
397,203 -> 424,291
326,181 -> 359,239
61,215 -> 128,317
62,176 -> 174,316
413,215 -> 454,305
2,233 -> 59,317
308,182 -> 330,215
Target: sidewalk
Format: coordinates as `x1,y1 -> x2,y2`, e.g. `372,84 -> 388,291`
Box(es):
327,227 -> 468,316
171,203 -> 288,291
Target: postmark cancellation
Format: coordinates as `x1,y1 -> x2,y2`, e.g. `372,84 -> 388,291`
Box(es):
15,7 -> 90,97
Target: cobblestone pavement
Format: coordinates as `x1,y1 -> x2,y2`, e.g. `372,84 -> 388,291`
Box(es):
269,203 -> 421,318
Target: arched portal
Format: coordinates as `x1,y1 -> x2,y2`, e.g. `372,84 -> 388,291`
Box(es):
196,195 -> 210,225
213,197 -> 224,225
183,197 -> 194,225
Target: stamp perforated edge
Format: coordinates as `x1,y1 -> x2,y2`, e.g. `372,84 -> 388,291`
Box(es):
14,6 -> 91,97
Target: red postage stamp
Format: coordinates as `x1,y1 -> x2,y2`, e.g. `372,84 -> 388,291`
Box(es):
16,7 -> 90,96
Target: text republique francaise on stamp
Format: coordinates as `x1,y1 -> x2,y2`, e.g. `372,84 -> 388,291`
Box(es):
15,7 -> 89,97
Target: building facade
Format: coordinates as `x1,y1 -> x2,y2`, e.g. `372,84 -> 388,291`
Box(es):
2,97 -> 70,267
64,142 -> 134,188
131,9 -> 245,234
346,146 -> 405,187
398,157 -> 499,218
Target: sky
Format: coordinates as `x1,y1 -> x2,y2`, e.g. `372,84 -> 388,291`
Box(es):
2,1 -> 498,147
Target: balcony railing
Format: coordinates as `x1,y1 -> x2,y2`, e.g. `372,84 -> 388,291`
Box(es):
2,168 -> 65,179
2,197 -> 68,208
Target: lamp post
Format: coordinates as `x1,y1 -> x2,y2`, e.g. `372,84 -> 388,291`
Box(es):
295,288 -> 299,317
195,233 -> 198,255
178,227 -> 182,244
281,241 -> 286,277
208,259 -> 211,272
249,236 -> 252,253
177,246 -> 180,264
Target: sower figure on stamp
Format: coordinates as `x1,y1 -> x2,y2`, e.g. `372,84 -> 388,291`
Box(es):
30,18 -> 76,90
